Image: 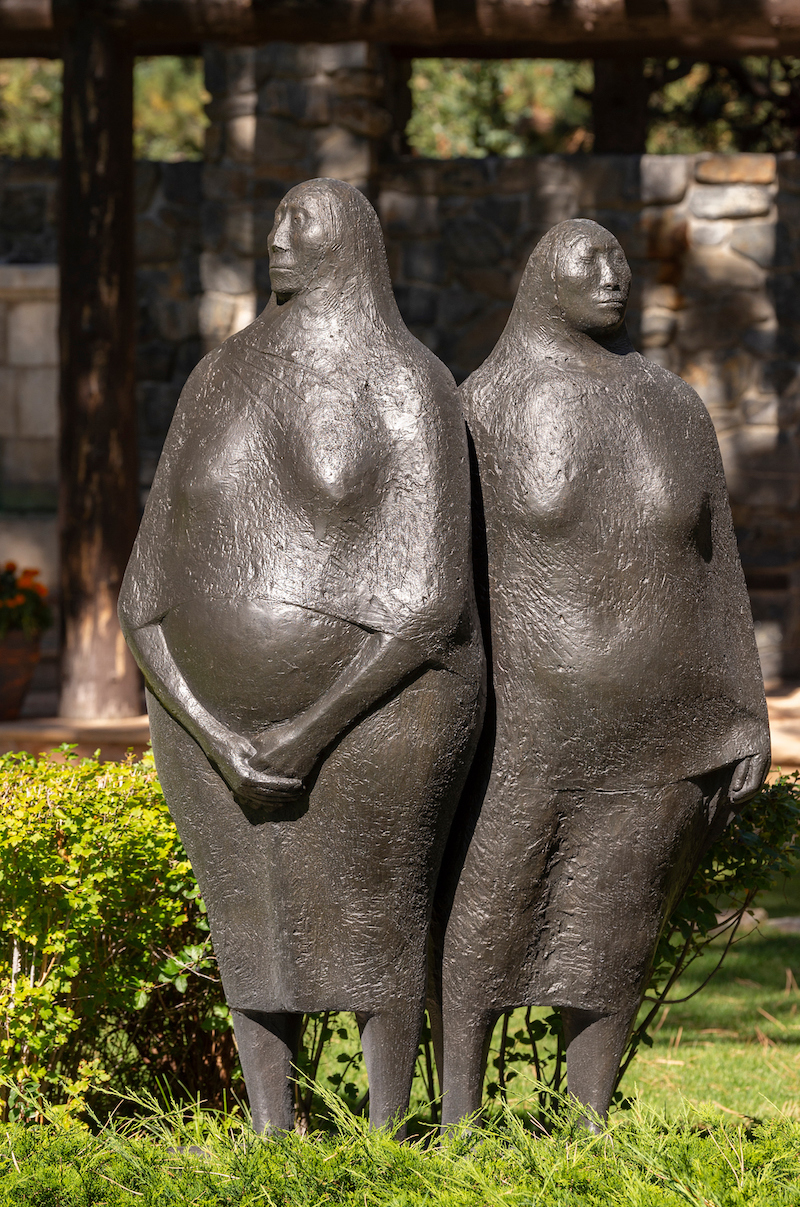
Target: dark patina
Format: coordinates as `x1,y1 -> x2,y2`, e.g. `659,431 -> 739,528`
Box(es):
119,178 -> 485,1134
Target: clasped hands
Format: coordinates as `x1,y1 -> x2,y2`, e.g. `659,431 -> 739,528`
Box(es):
214,718 -> 323,809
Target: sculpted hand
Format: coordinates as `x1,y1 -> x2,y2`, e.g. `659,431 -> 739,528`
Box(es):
729,751 -> 771,807
209,733 -> 304,809
251,718 -> 323,784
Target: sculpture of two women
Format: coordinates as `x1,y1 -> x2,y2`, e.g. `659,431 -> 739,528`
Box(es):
119,179 -> 770,1134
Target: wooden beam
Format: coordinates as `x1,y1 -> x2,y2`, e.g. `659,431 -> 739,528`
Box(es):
58,11 -> 141,718
90,0 -> 800,55
2,0 -> 800,57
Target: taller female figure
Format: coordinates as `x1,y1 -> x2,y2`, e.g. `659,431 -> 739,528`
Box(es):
437,218 -> 770,1127
119,179 -> 485,1133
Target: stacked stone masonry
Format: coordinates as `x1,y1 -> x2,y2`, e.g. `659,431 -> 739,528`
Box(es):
0,50 -> 798,676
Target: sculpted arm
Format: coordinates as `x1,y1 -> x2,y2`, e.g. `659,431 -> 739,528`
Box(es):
250,628 -> 439,782
119,608 -> 303,806
703,416 -> 771,807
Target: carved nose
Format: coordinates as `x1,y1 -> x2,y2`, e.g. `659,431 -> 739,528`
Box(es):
269,217 -> 292,252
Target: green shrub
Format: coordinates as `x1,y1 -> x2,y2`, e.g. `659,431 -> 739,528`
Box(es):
1,748 -> 798,1130
0,748 -> 236,1122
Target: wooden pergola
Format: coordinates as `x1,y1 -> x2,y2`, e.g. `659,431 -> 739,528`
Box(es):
0,0 -> 798,718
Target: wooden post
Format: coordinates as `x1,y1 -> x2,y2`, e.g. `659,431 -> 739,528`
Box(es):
592,59 -> 650,154
58,10 -> 141,718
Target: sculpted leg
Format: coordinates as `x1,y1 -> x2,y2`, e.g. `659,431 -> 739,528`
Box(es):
440,1011 -> 495,1129
231,1009 -> 302,1134
560,1004 -> 638,1131
355,1007 -> 423,1137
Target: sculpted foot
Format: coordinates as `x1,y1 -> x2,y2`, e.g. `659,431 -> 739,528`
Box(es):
231,1009 -> 302,1133
439,1012 -> 495,1130
561,1005 -> 637,1131
356,1008 -> 423,1137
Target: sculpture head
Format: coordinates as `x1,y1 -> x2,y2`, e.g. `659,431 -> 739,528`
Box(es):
502,219 -> 633,359
266,179 -> 397,328
554,222 -> 631,339
268,186 -> 334,300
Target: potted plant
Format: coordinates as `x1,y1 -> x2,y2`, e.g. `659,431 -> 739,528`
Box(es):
0,562 -> 53,721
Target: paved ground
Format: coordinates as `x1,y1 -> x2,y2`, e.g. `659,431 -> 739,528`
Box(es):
2,681 -> 800,767
765,681 -> 800,774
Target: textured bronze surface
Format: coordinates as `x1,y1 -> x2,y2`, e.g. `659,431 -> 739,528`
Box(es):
434,218 -> 770,1129
120,178 -> 485,1134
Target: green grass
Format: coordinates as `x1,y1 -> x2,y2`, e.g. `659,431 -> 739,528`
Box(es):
3,927 -> 800,1205
3,1093 -> 800,1206
626,927 -> 800,1123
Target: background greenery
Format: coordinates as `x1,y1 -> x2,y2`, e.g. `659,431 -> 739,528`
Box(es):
407,57 -> 800,158
1,55 -> 800,161
0,57 -> 208,159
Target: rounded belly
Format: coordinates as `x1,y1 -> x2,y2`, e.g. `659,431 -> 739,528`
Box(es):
161,597 -> 367,733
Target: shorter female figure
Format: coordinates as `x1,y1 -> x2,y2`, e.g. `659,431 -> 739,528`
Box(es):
119,179 -> 484,1133
437,219 -> 769,1127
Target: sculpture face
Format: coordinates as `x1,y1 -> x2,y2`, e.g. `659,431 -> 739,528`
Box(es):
267,192 -> 331,299
555,230 -> 631,337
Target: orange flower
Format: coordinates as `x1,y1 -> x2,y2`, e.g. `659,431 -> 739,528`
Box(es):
32,582 -> 47,598
10,593 -> 24,606
3,561 -> 16,573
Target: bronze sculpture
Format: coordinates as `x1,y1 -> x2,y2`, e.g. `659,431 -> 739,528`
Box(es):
435,218 -> 770,1129
119,178 -> 485,1135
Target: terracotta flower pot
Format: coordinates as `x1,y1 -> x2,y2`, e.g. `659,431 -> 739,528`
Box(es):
0,630 -> 41,721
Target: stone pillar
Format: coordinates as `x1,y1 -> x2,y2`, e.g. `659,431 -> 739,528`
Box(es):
200,41 -> 405,351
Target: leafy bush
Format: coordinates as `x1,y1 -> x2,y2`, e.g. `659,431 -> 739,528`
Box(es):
2,748 -> 798,1131
0,748 -> 236,1123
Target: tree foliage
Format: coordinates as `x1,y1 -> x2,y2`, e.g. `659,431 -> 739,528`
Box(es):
646,58 -> 800,154
133,57 -> 209,161
407,56 -> 800,158
0,57 -> 207,160
0,60 -> 61,159
407,59 -> 593,158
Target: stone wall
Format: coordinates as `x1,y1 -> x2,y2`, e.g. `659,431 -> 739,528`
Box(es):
134,160 -> 203,493
1,81 -> 799,677
0,157 -> 203,612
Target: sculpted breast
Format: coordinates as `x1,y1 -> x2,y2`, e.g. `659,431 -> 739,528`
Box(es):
274,385 -> 389,536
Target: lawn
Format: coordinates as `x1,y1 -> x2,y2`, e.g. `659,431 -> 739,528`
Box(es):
3,921 -> 800,1205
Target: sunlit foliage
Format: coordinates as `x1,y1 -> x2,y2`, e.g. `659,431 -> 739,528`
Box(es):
0,59 -> 61,158
0,57 -> 208,160
647,57 -> 800,154
407,59 -> 593,158
133,57 -> 209,161
409,56 -> 800,159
